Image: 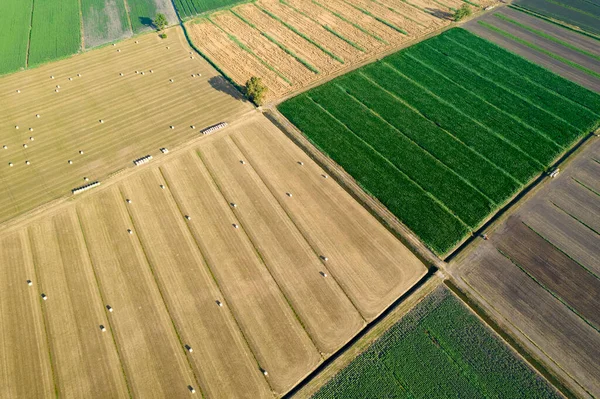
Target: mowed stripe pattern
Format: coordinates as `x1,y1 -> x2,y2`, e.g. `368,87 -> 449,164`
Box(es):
0,26 -> 251,225
0,114 -> 426,397
279,28 -> 600,255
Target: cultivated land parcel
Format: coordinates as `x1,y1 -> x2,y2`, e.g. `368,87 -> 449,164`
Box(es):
279,28 -> 600,255
0,27 -> 250,225
0,113 -> 426,398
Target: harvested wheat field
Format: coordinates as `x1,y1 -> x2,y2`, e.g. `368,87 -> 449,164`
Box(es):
0,25 -> 252,225
0,113 -> 426,397
453,138 -> 600,398
187,0 -> 470,101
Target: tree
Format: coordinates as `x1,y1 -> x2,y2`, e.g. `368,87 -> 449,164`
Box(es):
453,4 -> 471,21
245,76 -> 268,106
153,13 -> 168,32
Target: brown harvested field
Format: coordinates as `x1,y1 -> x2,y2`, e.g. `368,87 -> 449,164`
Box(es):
0,25 -> 252,225
0,231 -> 54,398
465,8 -> 600,93
0,112 -> 426,397
160,153 -> 322,393
77,188 -> 201,398
28,209 -> 129,398
199,136 -> 365,355
232,115 -> 426,321
453,138 -> 600,398
120,168 -> 272,398
187,0 -> 461,101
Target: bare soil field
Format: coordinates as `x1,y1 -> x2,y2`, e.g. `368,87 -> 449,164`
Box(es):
0,112 -> 426,397
453,137 -> 600,398
187,0 -> 461,101
465,8 -> 600,92
0,26 -> 252,225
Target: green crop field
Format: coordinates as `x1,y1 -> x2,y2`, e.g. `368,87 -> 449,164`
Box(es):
174,0 -> 246,18
1,0 -> 33,75
28,0 -> 81,66
81,0 -> 132,48
279,28 -> 600,255
313,287 -> 560,399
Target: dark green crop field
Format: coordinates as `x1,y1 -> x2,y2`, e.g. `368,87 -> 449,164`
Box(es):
312,287 -> 561,399
174,0 -> 246,17
279,28 -> 600,255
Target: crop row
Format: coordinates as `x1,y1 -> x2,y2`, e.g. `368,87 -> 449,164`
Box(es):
313,287 -> 561,398
174,0 -> 245,17
279,28 -> 600,254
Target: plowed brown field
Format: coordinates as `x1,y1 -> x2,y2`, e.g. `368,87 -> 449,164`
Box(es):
187,0 -> 465,101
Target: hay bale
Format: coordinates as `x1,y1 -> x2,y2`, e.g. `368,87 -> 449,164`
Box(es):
99,119 -> 104,123
320,271 -> 328,277
150,69 -> 153,73
79,150 -> 84,155
55,89 -> 59,93
16,89 -> 20,93
8,162 -> 13,167
25,161 -> 30,165
100,325 -> 106,332
230,203 -> 237,208
68,77 -> 73,81
232,224 -> 239,229
23,144 -> 27,148
169,79 -> 174,83
41,293 -> 47,300
84,177 -> 89,181
77,73 -> 81,77
29,137 -> 34,141
127,229 -> 133,234
320,255 -> 329,262
126,199 -> 132,204
68,160 -> 73,164
50,76 -> 54,79
286,192 -> 292,197
56,85 -> 60,89
119,73 -> 124,76
29,127 -> 33,132
27,280 -> 33,286
3,145 -> 7,149
240,160 -> 245,165
216,300 -> 223,307
15,125 -> 19,129
185,344 -> 193,353
106,305 -> 113,312
190,125 -> 195,129
170,125 -> 174,129
188,386 -> 195,394
322,174 -> 328,179
36,114 -> 40,118
160,184 -> 165,189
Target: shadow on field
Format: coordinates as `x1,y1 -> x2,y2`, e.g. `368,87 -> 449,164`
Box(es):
426,8 -> 453,20
208,76 -> 246,101
139,16 -> 154,29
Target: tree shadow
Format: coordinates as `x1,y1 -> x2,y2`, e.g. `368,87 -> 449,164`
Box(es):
139,17 -> 154,29
426,8 -> 453,20
208,76 -> 247,102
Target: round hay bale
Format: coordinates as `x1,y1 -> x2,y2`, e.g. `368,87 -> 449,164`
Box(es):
3,145 -> 7,149
68,160 -> 73,164
50,76 -> 54,79
29,127 -> 33,131
30,137 -> 34,141
79,150 -> 84,155
8,162 -> 13,167
16,89 -> 20,93
69,77 -> 73,81
15,125 -> 19,129
23,144 -> 27,148
36,114 -> 40,118
25,160 -> 30,165
119,73 -> 124,76
77,73 -> 81,77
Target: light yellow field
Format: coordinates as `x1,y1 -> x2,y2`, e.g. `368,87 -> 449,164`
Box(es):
28,209 -> 129,398
0,25 -> 252,225
187,0 -> 457,100
77,188 -> 200,398
0,113 -> 426,397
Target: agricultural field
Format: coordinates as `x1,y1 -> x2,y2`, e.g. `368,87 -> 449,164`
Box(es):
512,0 -> 600,35
186,0 -> 484,101
311,286 -> 560,398
454,137 -> 600,398
465,7 -> 600,92
278,27 -> 600,255
0,26 -> 251,225
0,113 -> 427,397
0,0 -> 179,75
174,0 -> 247,17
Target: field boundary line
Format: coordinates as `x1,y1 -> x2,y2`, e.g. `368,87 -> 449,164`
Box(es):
255,4 -> 346,64
263,109 -> 445,270
77,0 -> 85,49
446,278 -> 582,399
521,220 -> 600,281
508,4 -> 600,40
409,46 -> 578,147
121,0 -> 135,34
25,0 -> 36,68
155,166 -> 274,393
304,93 -> 471,230
443,34 -> 600,118
114,186 -> 207,398
73,210 -> 134,399
194,149 -> 324,356
26,228 -> 61,398
279,0 -> 366,52
225,136 -> 367,324
340,76 -> 503,205
497,249 -> 600,333
493,12 -> 600,61
285,273 -> 440,398
381,60 -> 546,172
478,20 -> 600,79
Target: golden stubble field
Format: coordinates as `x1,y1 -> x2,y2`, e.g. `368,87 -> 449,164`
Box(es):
0,26 -> 252,226
186,0 -> 494,100
0,113 -> 427,398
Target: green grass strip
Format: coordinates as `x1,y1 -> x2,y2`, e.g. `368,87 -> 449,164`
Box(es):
257,5 -> 345,63
572,177 -> 600,198
342,0 -> 409,34
494,13 -> 600,61
207,16 -> 293,85
279,0 -> 366,51
508,4 -> 600,41
312,0 -> 388,44
551,201 -> 600,236
230,9 -> 320,73
478,21 -> 600,79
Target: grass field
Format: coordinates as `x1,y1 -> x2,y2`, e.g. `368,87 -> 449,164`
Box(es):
313,287 -> 560,398
278,28 -> 600,255
174,0 -> 246,17
186,0 -> 472,100
81,0 -> 132,48
455,137 -> 600,398
0,26 -> 251,226
126,0 -> 179,33
0,113 -> 426,397
1,0 -> 33,75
